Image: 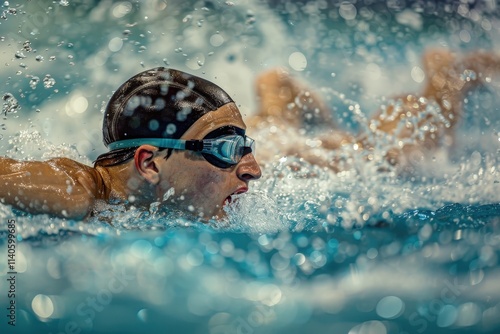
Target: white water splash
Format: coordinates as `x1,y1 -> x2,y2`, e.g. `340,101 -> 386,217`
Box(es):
5,130 -> 90,164
220,192 -> 288,233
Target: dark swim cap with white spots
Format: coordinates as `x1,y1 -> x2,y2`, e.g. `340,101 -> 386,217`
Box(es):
103,67 -> 234,147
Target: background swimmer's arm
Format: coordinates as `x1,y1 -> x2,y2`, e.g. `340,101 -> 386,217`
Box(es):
249,67 -> 337,130
363,49 -> 500,166
248,49 -> 500,171
0,157 -> 98,219
372,49 -> 500,137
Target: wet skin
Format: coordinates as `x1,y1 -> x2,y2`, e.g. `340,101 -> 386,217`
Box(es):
150,102 -> 262,219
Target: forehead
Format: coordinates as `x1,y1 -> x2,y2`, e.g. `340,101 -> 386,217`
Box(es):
181,102 -> 246,139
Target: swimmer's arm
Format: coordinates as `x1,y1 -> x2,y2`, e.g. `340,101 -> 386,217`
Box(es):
0,157 -> 98,220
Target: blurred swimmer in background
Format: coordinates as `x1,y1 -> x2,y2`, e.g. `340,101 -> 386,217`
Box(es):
249,49 -> 500,172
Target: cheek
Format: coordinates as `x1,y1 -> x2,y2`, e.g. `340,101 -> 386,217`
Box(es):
194,170 -> 227,194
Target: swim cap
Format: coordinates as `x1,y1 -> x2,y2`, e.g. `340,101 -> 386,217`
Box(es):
103,67 -> 234,147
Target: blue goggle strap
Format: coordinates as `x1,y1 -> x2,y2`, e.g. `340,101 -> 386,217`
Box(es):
107,135 -> 254,164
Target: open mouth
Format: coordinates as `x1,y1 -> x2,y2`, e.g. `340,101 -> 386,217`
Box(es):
224,189 -> 248,206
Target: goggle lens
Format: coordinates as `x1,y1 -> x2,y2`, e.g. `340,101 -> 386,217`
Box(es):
201,135 -> 255,169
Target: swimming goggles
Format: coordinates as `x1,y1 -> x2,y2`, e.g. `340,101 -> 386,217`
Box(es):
108,127 -> 255,169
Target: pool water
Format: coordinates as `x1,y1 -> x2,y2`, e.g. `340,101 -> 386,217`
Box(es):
1,1 -> 500,333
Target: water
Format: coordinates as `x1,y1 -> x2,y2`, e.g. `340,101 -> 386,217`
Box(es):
1,1 -> 500,333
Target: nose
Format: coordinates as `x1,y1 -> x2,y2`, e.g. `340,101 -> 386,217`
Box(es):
237,153 -> 262,181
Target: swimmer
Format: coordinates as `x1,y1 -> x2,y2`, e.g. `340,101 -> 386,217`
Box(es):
0,68 -> 262,220
248,49 -> 500,172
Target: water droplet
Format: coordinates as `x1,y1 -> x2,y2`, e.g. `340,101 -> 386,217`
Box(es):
182,14 -> 192,23
246,17 -> 256,25
197,19 -> 204,27
29,76 -> 40,89
137,309 -> 148,322
43,74 -> 56,88
23,40 -> 32,52
162,58 -> 170,65
35,55 -> 44,62
376,296 -> 405,319
59,0 -> 69,6
32,294 -> 54,319
339,2 -> 357,20
2,93 -> 20,115
14,51 -> 26,59
288,51 -> 307,71
165,123 -> 176,135
246,10 -> 255,25
225,1 -> 234,6
460,69 -> 477,82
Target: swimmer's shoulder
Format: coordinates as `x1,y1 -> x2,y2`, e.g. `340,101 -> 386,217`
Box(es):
45,157 -> 107,200
45,157 -> 95,176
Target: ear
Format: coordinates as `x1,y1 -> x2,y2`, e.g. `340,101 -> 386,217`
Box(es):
134,145 -> 161,185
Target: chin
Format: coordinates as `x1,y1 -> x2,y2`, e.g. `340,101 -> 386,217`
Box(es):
193,204 -> 225,222
211,206 -> 228,221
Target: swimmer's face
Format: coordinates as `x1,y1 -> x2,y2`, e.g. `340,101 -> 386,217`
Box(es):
156,102 -> 262,220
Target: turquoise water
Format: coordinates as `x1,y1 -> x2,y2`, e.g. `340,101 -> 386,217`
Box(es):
1,1 -> 500,333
